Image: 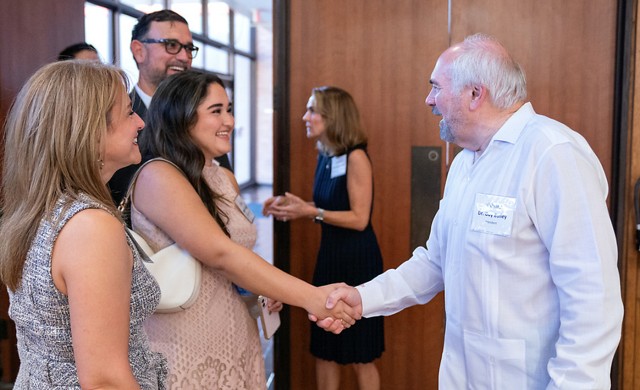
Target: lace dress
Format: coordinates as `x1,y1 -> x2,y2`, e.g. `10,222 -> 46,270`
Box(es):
133,164 -> 266,389
9,193 -> 167,389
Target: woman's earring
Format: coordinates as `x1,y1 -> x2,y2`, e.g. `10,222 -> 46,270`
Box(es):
97,159 -> 104,170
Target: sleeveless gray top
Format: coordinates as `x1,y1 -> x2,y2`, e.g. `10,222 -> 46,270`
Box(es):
8,193 -> 167,389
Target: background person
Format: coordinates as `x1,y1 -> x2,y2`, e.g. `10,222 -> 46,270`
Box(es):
131,70 -> 357,388
318,33 -> 623,389
57,42 -> 100,61
108,9 -> 232,209
0,61 -> 167,389
264,86 -> 384,390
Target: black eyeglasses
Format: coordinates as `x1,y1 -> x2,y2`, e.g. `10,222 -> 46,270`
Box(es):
139,38 -> 199,59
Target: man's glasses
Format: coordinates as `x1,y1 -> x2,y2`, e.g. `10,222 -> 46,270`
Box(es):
139,38 -> 199,59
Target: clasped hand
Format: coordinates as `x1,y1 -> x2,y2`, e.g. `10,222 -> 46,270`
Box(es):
309,283 -> 363,334
262,192 -> 315,222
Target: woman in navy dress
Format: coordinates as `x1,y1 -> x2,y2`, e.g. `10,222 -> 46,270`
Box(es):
264,86 -> 384,390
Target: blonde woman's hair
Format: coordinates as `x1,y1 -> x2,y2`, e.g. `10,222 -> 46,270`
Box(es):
311,86 -> 367,155
0,61 -> 129,290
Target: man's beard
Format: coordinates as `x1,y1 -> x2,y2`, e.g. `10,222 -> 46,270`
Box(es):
432,106 -> 455,143
147,63 -> 188,88
439,119 -> 455,143
148,68 -> 168,88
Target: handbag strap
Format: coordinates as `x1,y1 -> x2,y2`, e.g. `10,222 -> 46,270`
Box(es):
124,227 -> 153,263
118,157 -> 186,213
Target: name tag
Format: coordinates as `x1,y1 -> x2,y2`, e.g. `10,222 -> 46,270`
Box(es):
235,195 -> 255,223
330,155 -> 347,178
470,193 -> 516,236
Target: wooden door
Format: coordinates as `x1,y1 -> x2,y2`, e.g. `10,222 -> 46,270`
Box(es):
280,1 -> 449,389
619,2 -> 640,388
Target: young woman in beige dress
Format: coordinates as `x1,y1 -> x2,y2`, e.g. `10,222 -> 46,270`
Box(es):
130,70 -> 358,389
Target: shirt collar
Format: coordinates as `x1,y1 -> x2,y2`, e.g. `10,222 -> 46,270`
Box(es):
462,102 -> 534,165
490,102 -> 535,145
134,84 -> 153,108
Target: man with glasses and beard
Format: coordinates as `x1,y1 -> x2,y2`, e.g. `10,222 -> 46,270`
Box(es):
108,9 -> 232,210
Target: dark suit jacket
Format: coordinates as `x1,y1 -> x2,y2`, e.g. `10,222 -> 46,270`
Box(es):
108,89 -> 233,222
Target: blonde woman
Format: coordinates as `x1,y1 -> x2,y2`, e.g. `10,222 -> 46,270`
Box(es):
264,86 -> 385,390
0,61 -> 167,389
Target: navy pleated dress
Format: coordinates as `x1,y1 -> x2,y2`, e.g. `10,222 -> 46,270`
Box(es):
310,145 -> 385,364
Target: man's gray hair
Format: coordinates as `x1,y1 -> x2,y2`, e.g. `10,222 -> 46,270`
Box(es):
449,33 -> 527,109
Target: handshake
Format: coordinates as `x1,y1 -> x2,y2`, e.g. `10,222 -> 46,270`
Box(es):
308,283 -> 364,334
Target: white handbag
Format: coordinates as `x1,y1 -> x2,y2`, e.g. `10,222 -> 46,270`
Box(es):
126,228 -> 202,313
121,158 -> 202,313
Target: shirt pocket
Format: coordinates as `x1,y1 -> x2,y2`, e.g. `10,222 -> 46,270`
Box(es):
463,329 -> 527,390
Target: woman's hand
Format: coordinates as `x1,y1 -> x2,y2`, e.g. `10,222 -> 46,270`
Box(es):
265,192 -> 316,222
266,298 -> 283,313
262,195 -> 287,216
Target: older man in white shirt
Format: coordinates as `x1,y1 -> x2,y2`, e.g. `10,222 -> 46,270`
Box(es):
318,33 -> 623,390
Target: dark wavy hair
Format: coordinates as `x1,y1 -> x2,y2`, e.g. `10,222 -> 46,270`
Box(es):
140,70 -> 230,236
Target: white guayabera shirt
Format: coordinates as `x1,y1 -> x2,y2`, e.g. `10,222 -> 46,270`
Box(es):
358,103 -> 623,390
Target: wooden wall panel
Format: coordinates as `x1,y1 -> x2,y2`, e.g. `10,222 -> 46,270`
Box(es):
0,0 -> 85,381
0,0 -> 85,125
451,0 -> 617,180
285,0 -> 619,389
287,1 -> 449,389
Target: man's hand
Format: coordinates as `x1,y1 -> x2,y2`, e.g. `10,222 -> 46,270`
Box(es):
308,284 -> 363,334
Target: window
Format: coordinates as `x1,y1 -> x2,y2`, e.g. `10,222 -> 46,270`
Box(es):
120,0 -> 164,13
119,13 -> 139,85
170,0 -> 203,35
84,3 -> 113,63
233,54 -> 252,184
204,45 -> 229,74
234,11 -> 251,53
208,2 -> 230,45
84,0 -> 260,187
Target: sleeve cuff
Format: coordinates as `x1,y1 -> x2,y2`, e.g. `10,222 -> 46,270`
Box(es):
356,280 -> 386,318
